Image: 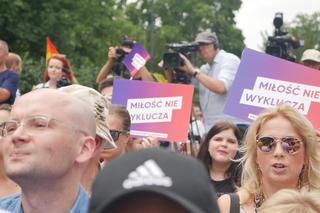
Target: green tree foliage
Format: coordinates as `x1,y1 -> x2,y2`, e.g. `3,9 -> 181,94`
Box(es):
125,0 -> 244,69
0,0 -> 244,94
0,0 -> 139,92
289,12 -> 320,59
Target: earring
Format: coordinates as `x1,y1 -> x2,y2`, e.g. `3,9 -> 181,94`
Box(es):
298,165 -> 305,189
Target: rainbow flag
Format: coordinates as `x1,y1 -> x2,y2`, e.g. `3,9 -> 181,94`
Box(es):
46,37 -> 59,63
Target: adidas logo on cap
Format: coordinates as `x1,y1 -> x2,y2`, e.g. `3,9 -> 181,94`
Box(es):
122,159 -> 173,189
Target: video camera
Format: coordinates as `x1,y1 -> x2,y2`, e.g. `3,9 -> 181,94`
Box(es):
163,42 -> 199,69
265,12 -> 302,62
163,42 -> 199,84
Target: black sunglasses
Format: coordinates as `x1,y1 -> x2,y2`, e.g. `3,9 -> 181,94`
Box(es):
256,136 -> 303,154
110,129 -> 129,141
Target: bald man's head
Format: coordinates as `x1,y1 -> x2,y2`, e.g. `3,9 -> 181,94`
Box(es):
0,40 -> 9,65
13,89 -> 96,137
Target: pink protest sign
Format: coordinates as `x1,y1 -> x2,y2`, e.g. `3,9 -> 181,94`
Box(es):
123,43 -> 151,77
224,48 -> 320,128
112,79 -> 194,142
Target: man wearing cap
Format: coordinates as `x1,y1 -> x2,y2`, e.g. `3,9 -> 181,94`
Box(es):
59,84 -> 116,194
0,89 -> 96,213
178,31 -> 245,133
301,49 -> 320,70
89,148 -> 220,213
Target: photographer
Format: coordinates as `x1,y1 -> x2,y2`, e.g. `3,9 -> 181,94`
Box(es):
173,31 -> 246,133
96,37 -> 155,84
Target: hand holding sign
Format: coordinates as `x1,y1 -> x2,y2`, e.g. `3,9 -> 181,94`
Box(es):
123,43 -> 150,77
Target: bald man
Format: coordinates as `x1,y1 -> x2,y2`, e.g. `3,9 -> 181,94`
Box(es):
0,89 -> 96,213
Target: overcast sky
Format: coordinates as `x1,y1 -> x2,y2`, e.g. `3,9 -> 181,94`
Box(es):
235,0 -> 320,51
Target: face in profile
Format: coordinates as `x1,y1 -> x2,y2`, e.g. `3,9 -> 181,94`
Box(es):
256,116 -> 305,186
208,128 -> 239,165
193,106 -> 203,121
0,44 -> 8,64
47,58 -> 64,81
100,113 -> 129,163
100,86 -> 113,105
0,109 -> 11,158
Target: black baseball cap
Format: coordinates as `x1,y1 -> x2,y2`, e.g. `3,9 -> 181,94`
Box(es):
89,148 -> 219,213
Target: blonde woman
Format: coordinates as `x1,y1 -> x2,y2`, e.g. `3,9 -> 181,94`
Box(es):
218,104 -> 320,213
258,189 -> 320,213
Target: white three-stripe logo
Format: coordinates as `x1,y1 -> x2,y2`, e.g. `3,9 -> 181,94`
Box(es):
122,159 -> 173,189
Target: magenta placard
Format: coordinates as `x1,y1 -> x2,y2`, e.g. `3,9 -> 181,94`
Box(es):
112,79 -> 194,142
225,48 -> 320,128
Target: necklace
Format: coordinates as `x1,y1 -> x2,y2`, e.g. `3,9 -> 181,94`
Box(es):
254,192 -> 265,210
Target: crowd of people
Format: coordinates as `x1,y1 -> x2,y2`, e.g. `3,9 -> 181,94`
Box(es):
0,31 -> 320,213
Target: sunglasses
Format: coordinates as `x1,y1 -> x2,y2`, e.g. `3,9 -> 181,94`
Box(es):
110,129 -> 129,142
256,136 -> 303,154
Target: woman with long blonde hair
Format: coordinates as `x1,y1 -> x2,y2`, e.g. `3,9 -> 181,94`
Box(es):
218,104 -> 320,212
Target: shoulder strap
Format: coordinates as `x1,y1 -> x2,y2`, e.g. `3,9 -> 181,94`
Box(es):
229,193 -> 240,213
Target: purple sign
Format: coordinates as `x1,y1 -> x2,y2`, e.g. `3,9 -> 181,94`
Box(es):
123,43 -> 151,77
224,48 -> 320,128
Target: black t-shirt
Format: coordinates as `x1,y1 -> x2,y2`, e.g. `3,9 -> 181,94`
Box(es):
211,178 -> 236,197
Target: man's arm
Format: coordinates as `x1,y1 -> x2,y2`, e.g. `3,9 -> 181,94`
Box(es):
133,66 -> 155,82
179,54 -> 227,95
0,71 -> 19,103
96,47 -> 117,84
0,88 -> 10,102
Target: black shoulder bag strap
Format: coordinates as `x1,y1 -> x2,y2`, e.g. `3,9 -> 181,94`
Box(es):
229,193 -> 240,213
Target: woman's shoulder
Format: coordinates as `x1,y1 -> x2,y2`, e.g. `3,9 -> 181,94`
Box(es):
218,193 -> 233,213
218,189 -> 253,213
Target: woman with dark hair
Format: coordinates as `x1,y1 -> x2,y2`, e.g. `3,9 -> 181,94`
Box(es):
197,120 -> 242,197
35,55 -> 75,89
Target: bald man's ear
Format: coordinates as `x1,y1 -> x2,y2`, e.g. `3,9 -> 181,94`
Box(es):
92,136 -> 104,156
76,136 -> 96,164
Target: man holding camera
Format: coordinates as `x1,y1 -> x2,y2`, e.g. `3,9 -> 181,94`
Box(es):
178,31 -> 246,134
96,37 -> 155,84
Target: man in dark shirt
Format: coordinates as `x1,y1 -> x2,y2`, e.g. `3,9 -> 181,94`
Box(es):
0,40 -> 19,104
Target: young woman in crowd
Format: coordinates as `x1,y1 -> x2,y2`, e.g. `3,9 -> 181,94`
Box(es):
197,121 -> 242,197
35,55 -> 75,89
218,104 -> 320,213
